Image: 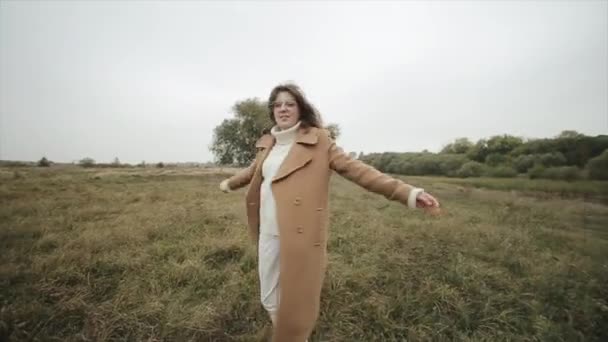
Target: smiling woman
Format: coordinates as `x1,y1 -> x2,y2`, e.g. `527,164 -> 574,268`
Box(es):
268,84 -> 324,130
219,83 -> 440,342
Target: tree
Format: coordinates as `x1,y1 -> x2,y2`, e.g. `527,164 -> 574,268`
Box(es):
210,98 -> 273,166
79,158 -> 95,168
325,123 -> 341,141
468,139 -> 489,162
468,135 -> 523,163
211,118 -> 242,165
37,157 -> 51,167
112,157 -> 121,167
210,98 -> 341,166
556,130 -> 584,139
441,138 -> 473,154
486,135 -> 523,155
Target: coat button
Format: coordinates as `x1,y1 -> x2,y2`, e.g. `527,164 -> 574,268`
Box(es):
297,226 -> 304,233
294,197 -> 302,206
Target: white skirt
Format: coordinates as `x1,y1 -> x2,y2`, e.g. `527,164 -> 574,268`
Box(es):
258,233 -> 281,313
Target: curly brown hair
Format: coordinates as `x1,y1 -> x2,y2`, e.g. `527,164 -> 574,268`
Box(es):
268,83 -> 323,128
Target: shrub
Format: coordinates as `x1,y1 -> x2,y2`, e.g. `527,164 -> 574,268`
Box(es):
485,166 -> 517,178
528,164 -> 545,179
438,154 -> 469,176
541,166 -> 582,181
456,161 -> 485,178
513,154 -> 537,173
539,152 -> 567,167
586,150 -> 608,180
485,153 -> 507,166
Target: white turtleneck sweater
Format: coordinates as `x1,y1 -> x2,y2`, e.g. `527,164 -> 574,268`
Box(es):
259,121 -> 301,236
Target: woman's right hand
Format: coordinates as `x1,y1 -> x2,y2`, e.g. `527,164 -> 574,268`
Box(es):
219,179 -> 231,193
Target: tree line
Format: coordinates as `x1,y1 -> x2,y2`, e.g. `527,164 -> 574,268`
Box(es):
208,97 -> 606,181
359,131 -> 608,181
12,95 -> 605,182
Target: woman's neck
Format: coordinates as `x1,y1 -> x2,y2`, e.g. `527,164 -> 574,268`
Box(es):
271,121 -> 301,145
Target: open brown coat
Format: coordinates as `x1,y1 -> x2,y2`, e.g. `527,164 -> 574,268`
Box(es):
227,125 -> 417,342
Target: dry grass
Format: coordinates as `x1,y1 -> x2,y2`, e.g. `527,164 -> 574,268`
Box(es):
1,167 -> 607,341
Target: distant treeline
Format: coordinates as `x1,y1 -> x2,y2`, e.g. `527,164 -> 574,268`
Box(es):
3,131 -> 607,181
0,157 -> 214,169
359,131 -> 608,181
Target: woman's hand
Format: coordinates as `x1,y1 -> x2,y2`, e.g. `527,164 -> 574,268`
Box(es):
416,192 -> 440,214
219,179 -> 231,193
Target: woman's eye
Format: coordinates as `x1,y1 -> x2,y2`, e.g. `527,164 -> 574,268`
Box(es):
272,101 -> 296,108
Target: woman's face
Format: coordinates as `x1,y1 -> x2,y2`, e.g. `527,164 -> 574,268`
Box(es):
272,91 -> 300,130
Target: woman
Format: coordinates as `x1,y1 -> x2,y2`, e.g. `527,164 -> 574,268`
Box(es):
219,83 -> 439,342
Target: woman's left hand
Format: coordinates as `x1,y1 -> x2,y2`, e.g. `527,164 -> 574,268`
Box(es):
416,192 -> 440,209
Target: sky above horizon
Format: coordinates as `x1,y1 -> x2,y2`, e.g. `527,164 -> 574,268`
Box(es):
1,0 -> 606,164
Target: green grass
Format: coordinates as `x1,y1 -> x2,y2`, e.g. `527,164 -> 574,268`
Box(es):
1,167 -> 607,341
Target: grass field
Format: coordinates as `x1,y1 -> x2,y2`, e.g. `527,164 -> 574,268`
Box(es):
1,167 -> 607,341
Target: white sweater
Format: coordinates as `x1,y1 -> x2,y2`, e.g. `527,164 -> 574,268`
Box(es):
259,121 -> 301,236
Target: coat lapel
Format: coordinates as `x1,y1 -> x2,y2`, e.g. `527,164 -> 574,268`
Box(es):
272,126 -> 318,183
254,135 -> 275,179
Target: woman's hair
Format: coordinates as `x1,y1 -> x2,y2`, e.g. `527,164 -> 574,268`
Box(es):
267,83 -> 323,128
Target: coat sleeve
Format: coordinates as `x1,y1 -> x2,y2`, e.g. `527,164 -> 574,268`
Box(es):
226,157 -> 257,191
328,141 -> 423,208
225,134 -> 273,191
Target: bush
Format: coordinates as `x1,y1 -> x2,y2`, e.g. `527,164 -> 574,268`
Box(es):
513,154 -> 537,173
485,166 -> 517,178
156,162 -> 165,168
364,152 -> 468,177
586,150 -> 608,180
528,164 -> 545,179
540,152 -> 566,167
438,154 -> 469,176
37,157 -> 51,167
79,158 -> 95,168
456,161 -> 485,178
485,153 -> 507,166
541,166 -> 582,181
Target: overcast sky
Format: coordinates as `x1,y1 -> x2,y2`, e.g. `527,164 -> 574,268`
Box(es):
1,0 -> 606,164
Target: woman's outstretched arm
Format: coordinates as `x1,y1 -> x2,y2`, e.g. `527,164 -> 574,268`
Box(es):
328,141 -> 439,209
220,158 -> 258,192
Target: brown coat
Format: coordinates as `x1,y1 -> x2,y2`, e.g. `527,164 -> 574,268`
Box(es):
227,125 -> 417,342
